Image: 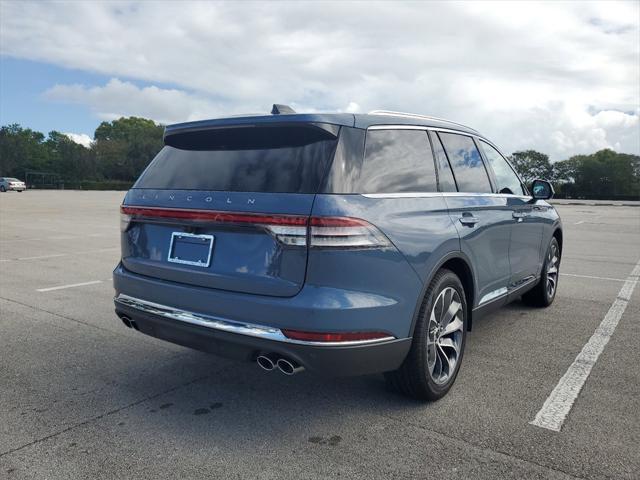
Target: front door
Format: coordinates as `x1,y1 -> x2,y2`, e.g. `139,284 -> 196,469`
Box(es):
437,132 -> 512,307
478,140 -> 543,288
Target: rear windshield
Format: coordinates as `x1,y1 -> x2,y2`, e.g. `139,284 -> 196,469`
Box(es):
135,125 -> 338,193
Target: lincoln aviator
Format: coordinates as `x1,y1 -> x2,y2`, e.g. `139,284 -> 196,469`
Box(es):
113,106 -> 562,400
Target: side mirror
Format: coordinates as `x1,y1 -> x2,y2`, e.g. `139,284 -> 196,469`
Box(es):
531,179 -> 554,200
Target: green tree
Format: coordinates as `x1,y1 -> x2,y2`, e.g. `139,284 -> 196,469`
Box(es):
0,124 -> 49,176
568,149 -> 640,198
552,158 -> 579,184
509,150 -> 553,184
93,117 -> 163,181
45,131 -> 95,180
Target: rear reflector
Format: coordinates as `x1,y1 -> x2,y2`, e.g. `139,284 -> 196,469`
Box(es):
120,206 -> 390,248
281,329 -> 393,343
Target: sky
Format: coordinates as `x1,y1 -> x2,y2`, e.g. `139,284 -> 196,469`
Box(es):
0,0 -> 638,159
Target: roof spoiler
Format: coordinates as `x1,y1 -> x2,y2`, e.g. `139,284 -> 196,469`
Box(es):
271,104 -> 296,115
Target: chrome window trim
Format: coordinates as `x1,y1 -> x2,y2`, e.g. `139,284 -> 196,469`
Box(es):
361,126 -> 532,198
362,192 -> 442,199
367,110 -> 480,134
368,125 -> 481,138
361,192 -> 531,200
115,294 -> 396,347
368,125 -> 430,131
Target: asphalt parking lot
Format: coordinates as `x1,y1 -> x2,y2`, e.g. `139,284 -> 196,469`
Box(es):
1,191 -> 639,479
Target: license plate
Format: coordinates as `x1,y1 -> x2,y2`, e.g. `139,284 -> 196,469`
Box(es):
167,232 -> 214,267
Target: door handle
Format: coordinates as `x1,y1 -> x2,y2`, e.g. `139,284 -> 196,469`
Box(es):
459,214 -> 479,226
512,210 -> 528,222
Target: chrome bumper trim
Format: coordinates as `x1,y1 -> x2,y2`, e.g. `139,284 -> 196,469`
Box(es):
114,294 -> 396,347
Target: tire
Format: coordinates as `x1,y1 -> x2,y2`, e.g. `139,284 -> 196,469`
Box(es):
522,236 -> 560,307
0,186 -> 5,192
385,269 -> 467,401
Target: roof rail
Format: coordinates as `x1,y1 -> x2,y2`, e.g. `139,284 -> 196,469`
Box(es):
367,110 -> 479,133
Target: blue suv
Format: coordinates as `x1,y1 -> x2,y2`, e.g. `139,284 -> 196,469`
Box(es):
114,107 -> 562,400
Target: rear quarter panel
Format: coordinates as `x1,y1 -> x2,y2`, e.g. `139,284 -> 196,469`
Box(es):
310,194 -> 460,338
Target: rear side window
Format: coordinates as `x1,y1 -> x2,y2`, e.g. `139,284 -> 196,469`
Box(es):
355,129 -> 437,193
438,133 -> 492,193
428,131 -> 457,192
134,125 -> 338,193
479,140 -> 525,195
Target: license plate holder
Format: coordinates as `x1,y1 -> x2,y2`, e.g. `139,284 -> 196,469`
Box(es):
167,232 -> 214,267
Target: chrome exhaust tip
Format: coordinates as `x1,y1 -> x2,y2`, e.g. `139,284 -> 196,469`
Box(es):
120,315 -> 132,328
256,354 -> 277,371
276,358 -> 305,376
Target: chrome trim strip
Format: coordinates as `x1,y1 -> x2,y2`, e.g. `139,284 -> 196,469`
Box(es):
368,125 -> 430,131
367,110 -> 480,134
114,294 -> 396,347
478,276 -> 538,306
479,287 -> 508,305
367,125 -> 480,137
362,192 -> 531,200
362,192 -> 443,199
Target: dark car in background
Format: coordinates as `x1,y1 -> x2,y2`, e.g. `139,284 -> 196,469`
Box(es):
0,177 -> 26,192
113,106 -> 562,400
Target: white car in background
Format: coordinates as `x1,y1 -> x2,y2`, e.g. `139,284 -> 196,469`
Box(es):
0,177 -> 26,192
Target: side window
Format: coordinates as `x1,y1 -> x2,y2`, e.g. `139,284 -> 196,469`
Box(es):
355,129 -> 437,193
438,132 -> 492,193
479,140 -> 524,195
322,127 -> 366,193
428,131 -> 457,192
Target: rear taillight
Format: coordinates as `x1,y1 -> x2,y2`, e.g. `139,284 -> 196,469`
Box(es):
120,211 -> 132,232
119,206 -> 389,249
309,217 -> 390,248
263,225 -> 307,246
282,329 -> 393,343
265,217 -> 390,248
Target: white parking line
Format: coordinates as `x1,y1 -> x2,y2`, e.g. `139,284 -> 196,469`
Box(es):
0,232 -> 117,244
530,259 -> 640,432
1,247 -> 119,263
17,253 -> 67,261
561,273 -> 626,282
574,220 -> 585,224
36,280 -> 103,292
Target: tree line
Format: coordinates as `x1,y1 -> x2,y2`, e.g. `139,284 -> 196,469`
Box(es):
0,117 -> 163,189
510,149 -> 639,200
1,117 -> 639,199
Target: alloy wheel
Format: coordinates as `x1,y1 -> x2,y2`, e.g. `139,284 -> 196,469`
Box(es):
426,287 -> 464,385
546,242 -> 559,298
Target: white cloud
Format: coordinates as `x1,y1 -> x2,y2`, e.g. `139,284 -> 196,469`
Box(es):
1,1 -> 638,159
46,78 -> 224,124
63,132 -> 93,148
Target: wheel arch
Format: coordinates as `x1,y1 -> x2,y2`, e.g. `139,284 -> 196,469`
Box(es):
552,226 -> 563,256
409,252 -> 476,335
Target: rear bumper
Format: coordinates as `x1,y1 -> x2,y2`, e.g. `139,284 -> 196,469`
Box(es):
114,294 -> 411,376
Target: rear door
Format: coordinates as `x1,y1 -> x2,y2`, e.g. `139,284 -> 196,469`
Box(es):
120,123 -> 339,297
437,132 -> 513,306
478,140 -> 543,287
